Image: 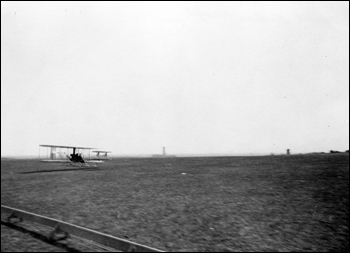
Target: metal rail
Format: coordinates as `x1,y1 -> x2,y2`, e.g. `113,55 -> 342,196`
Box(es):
1,205 -> 165,252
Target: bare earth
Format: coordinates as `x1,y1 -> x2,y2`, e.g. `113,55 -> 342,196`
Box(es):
1,225 -> 64,252
1,154 -> 349,252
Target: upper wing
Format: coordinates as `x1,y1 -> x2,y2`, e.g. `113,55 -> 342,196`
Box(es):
40,144 -> 96,150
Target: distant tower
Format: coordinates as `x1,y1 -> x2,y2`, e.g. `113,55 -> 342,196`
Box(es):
163,147 -> 166,156
287,149 -> 290,155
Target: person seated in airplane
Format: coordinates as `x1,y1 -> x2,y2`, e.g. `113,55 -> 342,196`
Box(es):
70,153 -> 78,162
75,153 -> 82,162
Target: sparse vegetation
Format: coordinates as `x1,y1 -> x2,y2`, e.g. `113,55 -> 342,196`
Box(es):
1,154 -> 349,252
1,224 -> 64,252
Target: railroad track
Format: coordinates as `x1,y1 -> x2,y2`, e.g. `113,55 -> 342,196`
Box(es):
1,205 -> 165,252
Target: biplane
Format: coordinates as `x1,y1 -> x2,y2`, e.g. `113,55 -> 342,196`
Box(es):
39,145 -> 108,167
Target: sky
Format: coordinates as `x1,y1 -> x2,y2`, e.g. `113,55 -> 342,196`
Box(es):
1,1 -> 349,157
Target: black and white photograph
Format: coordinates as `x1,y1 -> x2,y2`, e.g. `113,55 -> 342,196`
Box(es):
1,1 -> 349,252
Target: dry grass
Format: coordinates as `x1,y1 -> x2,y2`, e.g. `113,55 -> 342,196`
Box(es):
1,225 -> 64,252
1,154 -> 349,252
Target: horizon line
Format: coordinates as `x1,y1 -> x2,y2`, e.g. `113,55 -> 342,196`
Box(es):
2,150 -> 349,159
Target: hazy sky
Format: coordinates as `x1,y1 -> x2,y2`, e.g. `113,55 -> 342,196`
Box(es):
1,2 -> 349,156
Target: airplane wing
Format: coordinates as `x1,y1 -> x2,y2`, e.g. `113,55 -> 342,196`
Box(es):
40,145 -> 97,150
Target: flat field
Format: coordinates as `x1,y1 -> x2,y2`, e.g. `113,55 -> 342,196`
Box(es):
1,154 -> 349,252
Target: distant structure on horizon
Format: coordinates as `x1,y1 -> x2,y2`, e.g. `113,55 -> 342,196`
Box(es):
287,149 -> 290,155
152,147 -> 176,158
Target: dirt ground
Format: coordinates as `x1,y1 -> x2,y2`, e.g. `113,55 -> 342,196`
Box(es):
1,225 -> 65,252
1,154 -> 349,252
